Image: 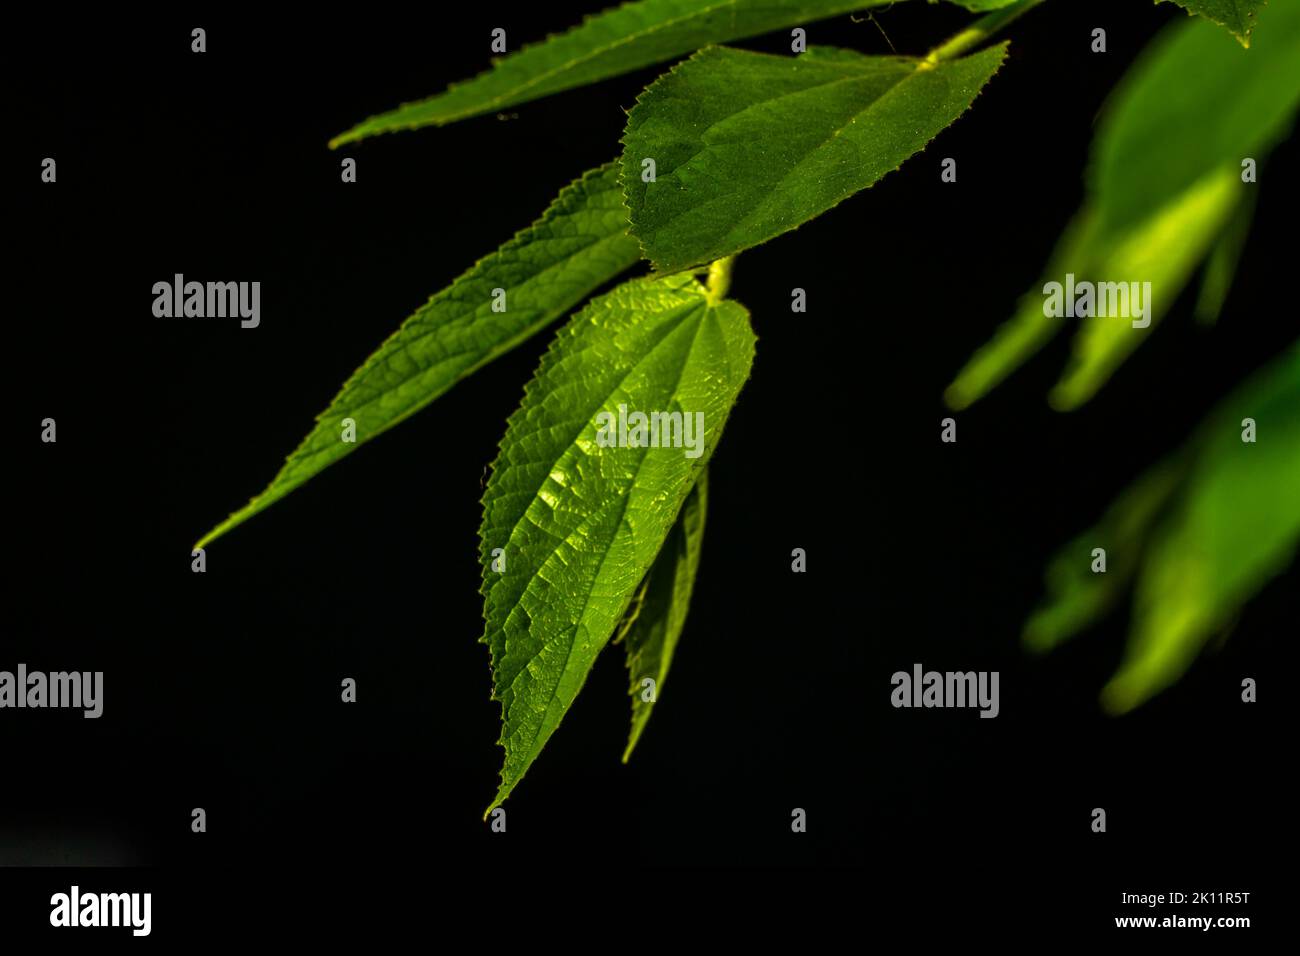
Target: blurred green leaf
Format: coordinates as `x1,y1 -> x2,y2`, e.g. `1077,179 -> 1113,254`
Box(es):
947,6 -> 1300,409
1024,462 -> 1184,651
621,43 -> 1006,273
945,211 -> 1096,410
1105,345 -> 1300,712
1049,167 -> 1239,410
330,0 -> 902,147
947,168 -> 1240,411
1026,344 -> 1300,713
1093,2 -> 1300,241
618,470 -> 708,761
479,274 -> 755,812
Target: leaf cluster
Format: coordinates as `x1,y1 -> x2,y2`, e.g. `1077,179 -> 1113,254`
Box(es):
197,0 -> 1298,806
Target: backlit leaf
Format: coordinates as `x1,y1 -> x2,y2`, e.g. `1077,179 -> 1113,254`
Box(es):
479,274 -> 755,811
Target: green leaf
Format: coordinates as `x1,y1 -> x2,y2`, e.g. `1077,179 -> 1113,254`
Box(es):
330,0 -> 901,147
479,274 -> 755,812
1156,0 -> 1266,47
949,168 -> 1241,412
618,469 -> 708,761
196,162 -> 640,549
1108,346 -> 1300,713
1026,344 -> 1300,713
621,43 -> 1006,273
1093,2 -> 1300,241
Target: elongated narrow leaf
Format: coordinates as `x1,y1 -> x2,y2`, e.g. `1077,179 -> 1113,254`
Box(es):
479,274 -> 755,812
1157,0 -> 1266,46
621,43 -> 1006,273
1026,344 -> 1300,714
1195,186 -> 1256,324
618,469 -> 708,761
197,163 -> 640,548
330,0 -> 900,147
944,210 -> 1098,410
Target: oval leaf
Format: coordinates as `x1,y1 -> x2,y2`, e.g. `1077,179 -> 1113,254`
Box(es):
621,43 -> 1007,273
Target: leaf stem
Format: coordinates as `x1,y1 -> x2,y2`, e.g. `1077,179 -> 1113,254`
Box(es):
706,256 -> 735,303
925,0 -> 1046,65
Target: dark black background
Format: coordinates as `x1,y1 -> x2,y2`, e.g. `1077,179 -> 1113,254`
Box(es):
6,0 -> 1292,936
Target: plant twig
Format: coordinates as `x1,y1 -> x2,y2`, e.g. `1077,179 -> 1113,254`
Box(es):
925,0 -> 1047,65
706,256 -> 735,303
